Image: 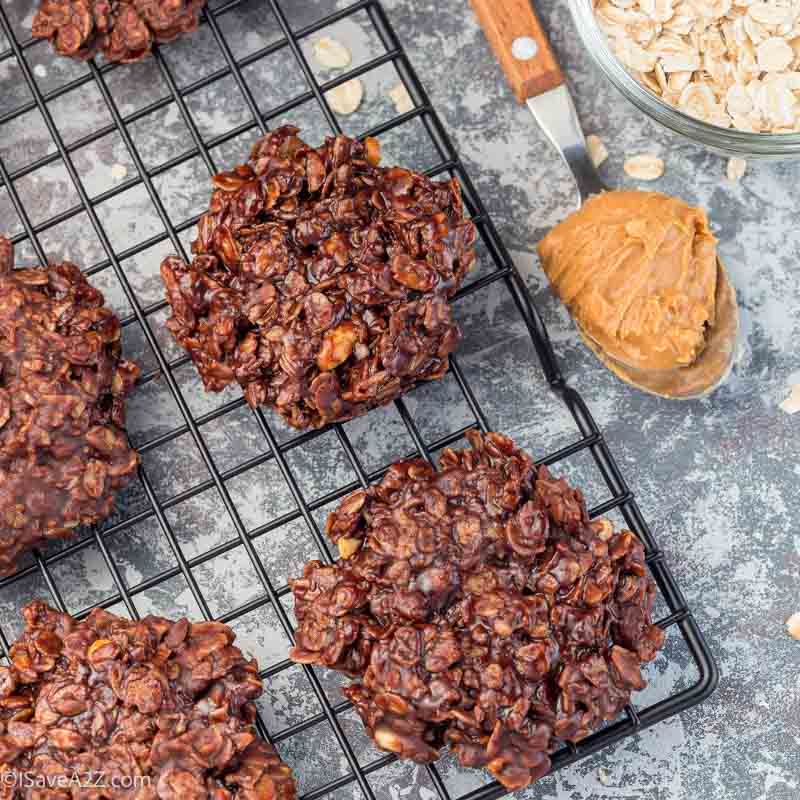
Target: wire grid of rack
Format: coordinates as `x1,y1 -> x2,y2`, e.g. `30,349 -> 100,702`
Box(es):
0,0 -> 718,797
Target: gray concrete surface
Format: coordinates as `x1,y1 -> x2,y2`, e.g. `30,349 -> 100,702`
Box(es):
0,0 -> 798,798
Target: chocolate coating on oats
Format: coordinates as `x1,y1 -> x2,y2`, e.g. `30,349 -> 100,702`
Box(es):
289,432 -> 666,790
32,0 -> 206,63
160,126 -> 476,430
0,238 -> 139,576
0,601 -> 297,800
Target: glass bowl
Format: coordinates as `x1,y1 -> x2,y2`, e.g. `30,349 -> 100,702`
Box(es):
568,0 -> 800,160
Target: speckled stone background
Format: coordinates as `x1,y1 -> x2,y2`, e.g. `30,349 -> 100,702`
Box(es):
0,0 -> 798,798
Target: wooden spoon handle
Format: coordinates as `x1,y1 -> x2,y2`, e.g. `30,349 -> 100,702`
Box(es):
469,0 -> 564,103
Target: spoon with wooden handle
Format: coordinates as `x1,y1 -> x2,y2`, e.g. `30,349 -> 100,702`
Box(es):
469,0 -> 606,207
469,0 -> 739,399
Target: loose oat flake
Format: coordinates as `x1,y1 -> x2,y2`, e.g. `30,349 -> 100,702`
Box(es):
779,382 -> 800,414
594,0 -> 800,133
787,612 -> 800,640
110,163 -> 128,180
313,36 -> 352,69
624,153 -> 665,180
389,82 -> 414,114
587,133 -> 610,166
325,78 -> 364,115
727,156 -> 747,180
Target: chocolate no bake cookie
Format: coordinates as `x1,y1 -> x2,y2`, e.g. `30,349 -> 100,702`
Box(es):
0,238 -> 139,575
32,0 -> 206,63
161,125 -> 476,430
289,431 -> 666,790
0,601 -> 297,799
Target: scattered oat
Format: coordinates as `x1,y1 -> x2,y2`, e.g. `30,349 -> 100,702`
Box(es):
389,82 -> 414,115
751,3 -> 792,26
110,163 -> 128,181
597,767 -> 612,786
595,0 -> 800,133
623,154 -> 664,180
33,64 -> 47,78
756,37 -> 794,72
325,78 -> 364,115
679,83 -> 717,122
779,383 -> 800,414
586,133 -> 609,167
312,36 -> 351,70
787,612 -> 800,640
727,157 -> 747,181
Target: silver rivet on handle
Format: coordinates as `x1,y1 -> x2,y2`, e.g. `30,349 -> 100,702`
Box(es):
511,36 -> 538,61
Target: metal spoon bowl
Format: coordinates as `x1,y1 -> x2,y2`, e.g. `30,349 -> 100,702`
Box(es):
578,257 -> 739,399
524,68 -> 739,399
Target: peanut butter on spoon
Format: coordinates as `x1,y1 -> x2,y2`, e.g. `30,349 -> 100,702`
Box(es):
538,190 -> 738,399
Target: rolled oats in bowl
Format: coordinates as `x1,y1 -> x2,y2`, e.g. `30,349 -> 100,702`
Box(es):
595,0 -> 800,133
570,0 -> 800,157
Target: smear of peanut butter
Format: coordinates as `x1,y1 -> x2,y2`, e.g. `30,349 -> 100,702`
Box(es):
538,191 -> 718,372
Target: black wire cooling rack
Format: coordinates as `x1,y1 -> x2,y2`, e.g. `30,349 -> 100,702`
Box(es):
0,0 -> 718,797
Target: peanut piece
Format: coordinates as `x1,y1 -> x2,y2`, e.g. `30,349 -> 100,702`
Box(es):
337,537 -> 362,559
374,726 -> 403,753
87,638 -> 115,661
317,322 -> 359,371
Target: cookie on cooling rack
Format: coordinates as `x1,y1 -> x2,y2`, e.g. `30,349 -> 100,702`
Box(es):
160,125 -> 477,430
288,430 -> 666,791
31,0 -> 206,63
0,237 -> 139,575
0,600 -> 297,799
